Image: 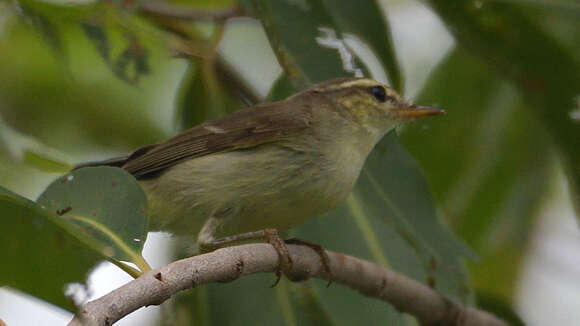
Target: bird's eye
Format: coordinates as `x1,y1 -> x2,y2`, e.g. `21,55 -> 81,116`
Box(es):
370,86 -> 387,102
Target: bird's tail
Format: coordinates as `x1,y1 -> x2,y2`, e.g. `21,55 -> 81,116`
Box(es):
73,143 -> 156,171
73,156 -> 129,170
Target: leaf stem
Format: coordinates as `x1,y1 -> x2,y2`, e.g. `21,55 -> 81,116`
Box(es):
66,214 -> 150,274
107,258 -> 143,279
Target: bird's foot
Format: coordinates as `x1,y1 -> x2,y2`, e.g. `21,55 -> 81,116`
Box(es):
263,229 -> 294,287
285,238 -> 332,286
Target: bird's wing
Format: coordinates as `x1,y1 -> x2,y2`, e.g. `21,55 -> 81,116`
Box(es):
121,103 -> 312,178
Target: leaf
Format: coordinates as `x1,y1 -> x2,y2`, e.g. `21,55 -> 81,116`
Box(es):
250,0 -> 401,88
0,186 -> 105,311
251,0 -> 370,87
428,0 -> 580,215
37,166 -> 150,273
402,49 -> 553,299
320,0 -> 403,91
0,118 -> 72,173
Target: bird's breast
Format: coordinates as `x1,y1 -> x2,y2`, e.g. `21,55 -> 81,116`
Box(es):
140,140 -> 368,238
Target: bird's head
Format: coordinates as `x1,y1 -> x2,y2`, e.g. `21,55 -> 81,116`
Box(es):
306,77 -> 444,135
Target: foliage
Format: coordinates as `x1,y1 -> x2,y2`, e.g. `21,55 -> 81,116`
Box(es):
0,0 -> 578,324
37,167 -> 150,275
0,186 -> 105,310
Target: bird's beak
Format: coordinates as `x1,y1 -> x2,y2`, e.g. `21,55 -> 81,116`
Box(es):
392,104 -> 445,120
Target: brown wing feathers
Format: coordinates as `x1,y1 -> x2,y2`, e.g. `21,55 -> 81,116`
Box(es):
98,103 -> 313,178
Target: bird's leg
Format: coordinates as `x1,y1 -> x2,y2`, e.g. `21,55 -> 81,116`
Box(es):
197,220 -> 292,286
284,238 -> 333,286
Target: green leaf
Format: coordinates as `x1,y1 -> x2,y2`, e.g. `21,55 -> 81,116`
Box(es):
428,0 -> 580,215
402,49 -> 553,299
37,167 -> 150,273
320,0 -> 403,91
0,186 -> 104,311
251,0 -> 401,89
251,0 -> 370,87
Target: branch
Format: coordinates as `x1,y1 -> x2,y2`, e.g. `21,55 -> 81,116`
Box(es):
68,244 -> 507,326
139,2 -> 247,21
215,55 -> 262,107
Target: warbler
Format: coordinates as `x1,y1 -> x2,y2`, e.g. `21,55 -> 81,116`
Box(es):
78,77 -> 443,256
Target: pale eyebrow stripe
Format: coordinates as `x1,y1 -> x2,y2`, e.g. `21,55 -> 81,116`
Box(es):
316,78 -> 380,91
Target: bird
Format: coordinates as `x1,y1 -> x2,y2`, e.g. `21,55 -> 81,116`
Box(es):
76,77 -> 443,272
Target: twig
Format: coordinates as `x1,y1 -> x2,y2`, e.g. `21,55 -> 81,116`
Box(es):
68,243 -> 508,326
139,2 -> 247,21
215,55 -> 262,106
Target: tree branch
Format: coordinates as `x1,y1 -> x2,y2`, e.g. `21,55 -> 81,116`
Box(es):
68,243 -> 507,326
139,2 -> 247,21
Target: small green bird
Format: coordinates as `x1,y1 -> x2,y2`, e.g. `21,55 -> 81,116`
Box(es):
78,77 -> 443,261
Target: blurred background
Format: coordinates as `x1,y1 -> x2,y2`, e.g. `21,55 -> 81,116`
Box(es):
1,0 -> 579,325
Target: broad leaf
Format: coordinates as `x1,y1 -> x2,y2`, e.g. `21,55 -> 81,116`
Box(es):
37,166 -> 150,273
250,0 -> 373,87
0,186 -> 104,311
402,49 -> 552,300
429,0 -> 580,215
320,0 -> 402,91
